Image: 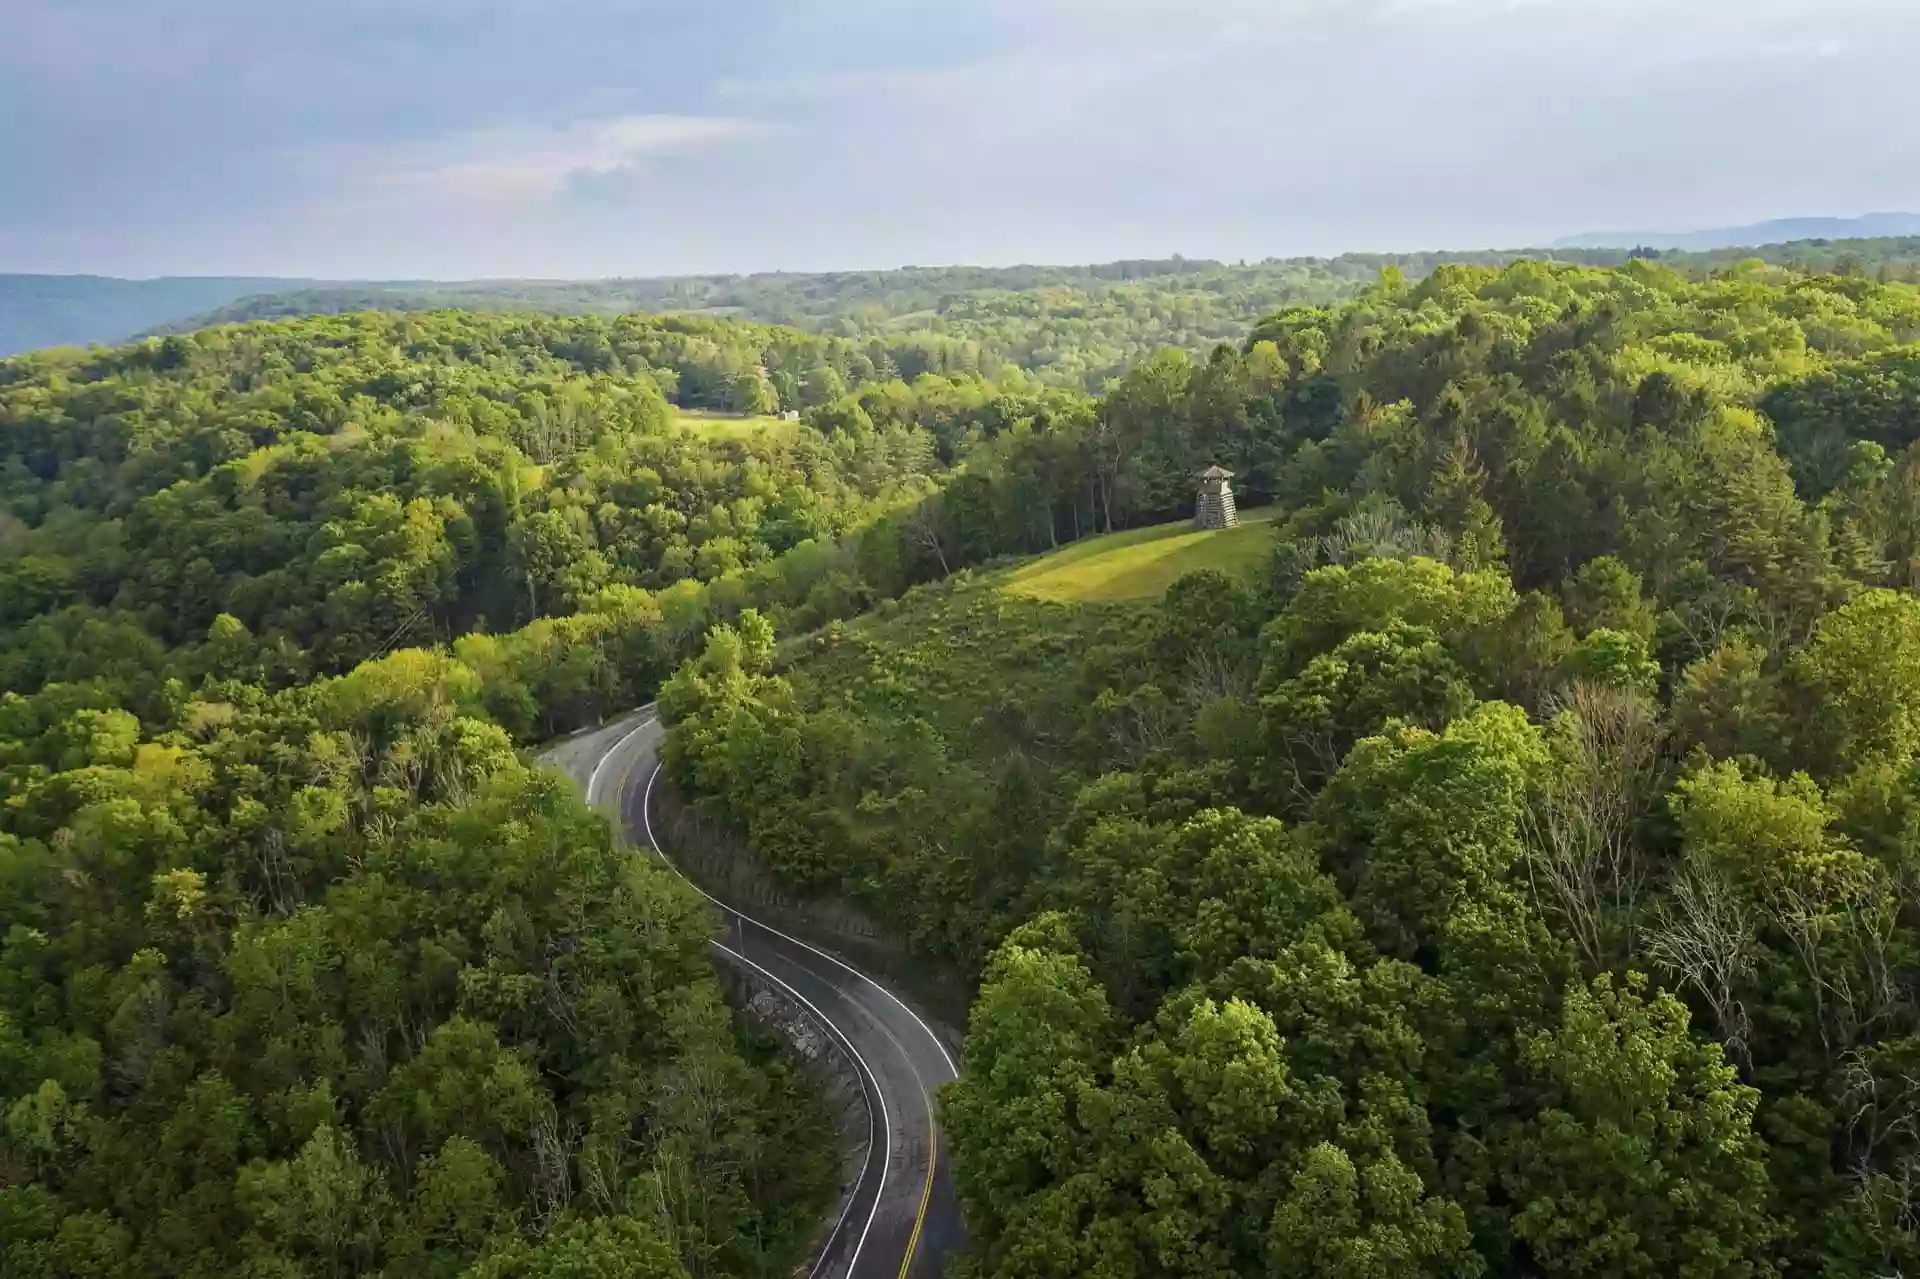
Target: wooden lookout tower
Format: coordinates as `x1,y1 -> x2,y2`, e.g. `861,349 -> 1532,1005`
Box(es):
1195,464 -> 1239,530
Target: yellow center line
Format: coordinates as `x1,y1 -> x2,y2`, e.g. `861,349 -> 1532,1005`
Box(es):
897,1107 -> 937,1279
859,1007 -> 941,1279
616,726 -> 946,1278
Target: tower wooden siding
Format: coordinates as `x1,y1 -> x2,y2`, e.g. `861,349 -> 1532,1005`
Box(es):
1195,465 -> 1238,530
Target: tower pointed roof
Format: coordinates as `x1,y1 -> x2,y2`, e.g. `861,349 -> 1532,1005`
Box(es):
1200,464 -> 1234,481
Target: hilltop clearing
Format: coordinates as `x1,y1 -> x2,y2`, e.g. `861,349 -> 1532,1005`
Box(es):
1000,507 -> 1279,602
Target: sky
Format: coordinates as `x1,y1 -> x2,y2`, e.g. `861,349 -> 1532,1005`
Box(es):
5,0 -> 1919,279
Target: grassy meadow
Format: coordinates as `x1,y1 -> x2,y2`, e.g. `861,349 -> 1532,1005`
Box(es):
773,507 -> 1278,751
996,506 -> 1278,603
671,408 -> 797,442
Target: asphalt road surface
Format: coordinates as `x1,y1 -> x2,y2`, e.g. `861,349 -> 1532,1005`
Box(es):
559,709 -> 963,1279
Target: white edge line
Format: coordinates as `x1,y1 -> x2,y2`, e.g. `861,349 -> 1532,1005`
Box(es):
586,712 -> 656,807
609,716 -> 894,1277
635,738 -> 960,1081
712,938 -> 886,1279
586,710 -> 888,1275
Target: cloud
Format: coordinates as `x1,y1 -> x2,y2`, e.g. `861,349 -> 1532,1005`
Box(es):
2,0 -> 1917,277
360,114 -> 770,205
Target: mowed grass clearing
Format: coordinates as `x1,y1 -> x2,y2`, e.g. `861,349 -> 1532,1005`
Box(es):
999,507 -> 1279,603
672,409 -> 797,442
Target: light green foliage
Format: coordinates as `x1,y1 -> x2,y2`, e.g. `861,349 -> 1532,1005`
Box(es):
99,241 -> 1920,391
1672,636 -> 1787,765
0,648 -> 834,1277
1564,556 -> 1657,641
947,821 -> 1480,1278
237,1124 -> 390,1273
463,1216 -> 690,1278
0,310 -> 967,711
1318,703 -> 1545,959
1061,806 -> 1358,1012
662,581 -> 1158,963
1674,763 -> 1838,877
1267,1141 -> 1480,1279
1763,346 -> 1920,493
1560,627 -> 1661,694
943,913 -> 1116,1249
1258,557 -> 1517,683
1794,588 -> 1920,769
670,409 -> 795,442
1502,974 -> 1777,1278
664,258 -> 1920,1274
1260,620 -> 1478,799
1672,761 -> 1878,913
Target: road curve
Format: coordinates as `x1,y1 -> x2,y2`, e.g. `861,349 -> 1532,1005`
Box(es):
558,709 -> 963,1279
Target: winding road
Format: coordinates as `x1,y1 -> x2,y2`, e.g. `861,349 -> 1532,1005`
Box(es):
552,709 -> 963,1279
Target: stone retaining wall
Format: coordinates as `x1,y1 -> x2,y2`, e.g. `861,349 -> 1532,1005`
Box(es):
715,960 -> 871,1268
652,782 -> 971,1044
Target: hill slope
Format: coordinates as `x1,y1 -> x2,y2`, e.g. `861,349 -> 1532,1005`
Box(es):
0,273 -> 315,355
1556,211 -> 1920,250
661,255 -> 1920,1276
12,236 -> 1920,374
999,507 -> 1278,602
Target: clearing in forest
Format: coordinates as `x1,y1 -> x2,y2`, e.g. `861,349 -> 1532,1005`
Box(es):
672,408 -> 797,441
998,506 -> 1279,603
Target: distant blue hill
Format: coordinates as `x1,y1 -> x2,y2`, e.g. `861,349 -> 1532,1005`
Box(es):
0,275 -> 319,357
10,229 -> 1920,362
1554,213 -> 1920,252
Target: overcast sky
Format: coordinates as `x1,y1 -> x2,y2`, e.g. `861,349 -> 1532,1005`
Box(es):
5,0 -> 1918,278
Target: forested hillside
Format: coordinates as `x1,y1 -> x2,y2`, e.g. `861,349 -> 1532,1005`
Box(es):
146,244 -> 1920,396
0,308 -> 1056,714
15,256 -> 1920,1276
131,258 -> 1420,392
662,258 -> 1920,1275
1557,213 -> 1920,251
0,307 -> 1044,1276
149,242 -> 1920,387
8,237 -> 1915,381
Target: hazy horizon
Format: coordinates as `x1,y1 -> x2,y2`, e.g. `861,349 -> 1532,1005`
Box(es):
0,208 -> 1904,287
8,0 -> 1919,279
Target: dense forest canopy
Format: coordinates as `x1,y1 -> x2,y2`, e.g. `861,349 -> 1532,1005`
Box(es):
15,236 -> 1920,378
0,307 -> 1067,727
660,257 -> 1920,1276
0,650 -> 834,1277
0,306 -> 1016,1277
140,241 -> 1920,394
11,253 -> 1920,1275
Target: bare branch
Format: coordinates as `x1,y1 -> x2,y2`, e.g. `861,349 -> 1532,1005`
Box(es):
1644,863 -> 1759,1071
1522,681 -> 1667,971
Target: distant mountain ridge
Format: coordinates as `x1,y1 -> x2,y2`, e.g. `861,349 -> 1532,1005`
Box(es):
1555,213 -> 1920,251
0,274 -> 322,357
